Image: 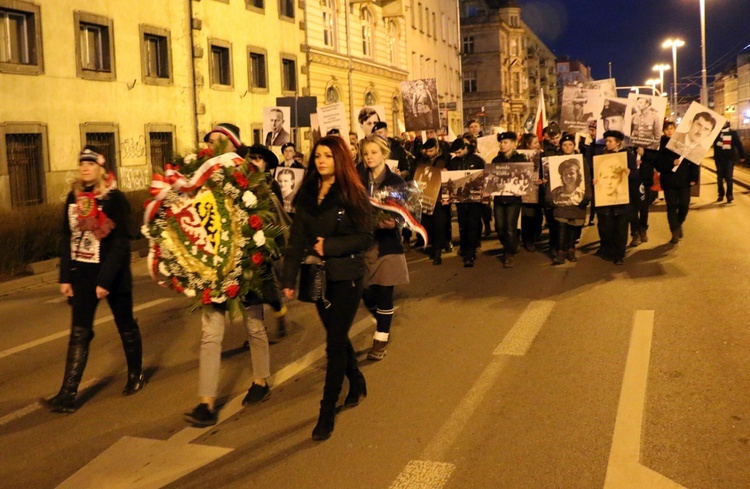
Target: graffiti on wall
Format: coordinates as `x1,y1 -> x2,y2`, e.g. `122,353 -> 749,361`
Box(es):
120,135 -> 146,160
120,166 -> 150,192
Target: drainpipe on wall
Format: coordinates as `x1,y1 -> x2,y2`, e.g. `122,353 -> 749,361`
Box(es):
188,0 -> 200,147
345,3 -> 354,124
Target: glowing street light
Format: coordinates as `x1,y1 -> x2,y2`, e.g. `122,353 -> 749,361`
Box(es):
652,63 -> 670,96
662,38 -> 685,114
645,79 -> 659,95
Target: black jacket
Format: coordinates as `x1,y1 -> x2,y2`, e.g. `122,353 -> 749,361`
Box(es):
654,135 -> 700,189
282,180 -> 373,288
359,165 -> 406,256
60,187 -> 132,291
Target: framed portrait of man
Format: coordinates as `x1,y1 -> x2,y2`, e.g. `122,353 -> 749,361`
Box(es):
624,93 -> 667,150
401,78 -> 440,132
263,106 -> 292,147
354,105 -> 386,140
593,152 -> 629,206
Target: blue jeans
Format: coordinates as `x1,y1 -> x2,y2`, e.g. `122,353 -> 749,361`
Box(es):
493,199 -> 521,255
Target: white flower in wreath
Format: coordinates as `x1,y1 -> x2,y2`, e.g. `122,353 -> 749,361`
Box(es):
183,153 -> 197,165
210,171 -> 225,183
158,262 -> 170,277
241,191 -> 258,208
211,295 -> 227,304
252,230 -> 266,247
184,289 -> 196,298
223,183 -> 240,199
140,224 -> 151,238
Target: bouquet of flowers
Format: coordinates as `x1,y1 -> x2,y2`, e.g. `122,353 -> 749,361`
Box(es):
142,147 -> 285,316
369,180 -> 428,246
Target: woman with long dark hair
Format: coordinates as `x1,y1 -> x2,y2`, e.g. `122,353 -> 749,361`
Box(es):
42,146 -> 145,413
282,136 -> 373,441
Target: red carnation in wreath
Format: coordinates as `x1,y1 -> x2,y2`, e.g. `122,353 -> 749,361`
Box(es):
201,288 -> 213,305
249,214 -> 263,230
251,252 -> 264,266
233,172 -> 249,189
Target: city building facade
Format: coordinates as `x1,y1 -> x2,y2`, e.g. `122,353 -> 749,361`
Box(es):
459,0 -> 557,135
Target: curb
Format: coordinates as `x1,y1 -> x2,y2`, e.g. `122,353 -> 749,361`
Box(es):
0,250 -> 146,297
701,159 -> 750,192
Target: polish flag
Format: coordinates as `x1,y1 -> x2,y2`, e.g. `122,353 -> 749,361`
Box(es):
533,89 -> 547,142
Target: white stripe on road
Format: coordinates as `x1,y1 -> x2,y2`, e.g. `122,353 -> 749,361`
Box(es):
0,378 -> 100,427
0,298 -> 173,360
391,300 -> 555,489
603,310 -> 685,488
167,310 -> 379,445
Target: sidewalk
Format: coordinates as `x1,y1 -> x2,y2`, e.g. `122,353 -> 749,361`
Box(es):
702,158 -> 750,191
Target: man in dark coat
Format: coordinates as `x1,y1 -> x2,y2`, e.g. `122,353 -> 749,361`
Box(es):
713,122 -> 746,203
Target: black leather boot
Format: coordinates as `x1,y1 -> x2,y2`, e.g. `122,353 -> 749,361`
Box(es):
344,369 -> 367,408
120,326 -> 146,395
41,326 -> 92,413
312,402 -> 336,441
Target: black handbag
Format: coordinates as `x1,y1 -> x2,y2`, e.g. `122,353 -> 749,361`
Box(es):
297,255 -> 329,307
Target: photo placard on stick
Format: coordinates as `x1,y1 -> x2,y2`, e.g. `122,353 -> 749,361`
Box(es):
401,78 -> 440,132
413,163 -> 442,215
666,101 -> 726,165
559,78 -> 617,134
593,152 -> 629,206
354,105 -> 386,139
263,106 -> 292,147
440,170 -> 484,204
596,97 -> 631,143
316,102 -> 350,139
624,93 -> 667,150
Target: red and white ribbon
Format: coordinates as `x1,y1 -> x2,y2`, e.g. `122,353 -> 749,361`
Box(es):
369,197 -> 428,247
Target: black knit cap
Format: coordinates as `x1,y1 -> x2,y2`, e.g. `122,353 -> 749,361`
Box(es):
497,131 -> 517,142
560,133 -> 576,144
422,138 -> 438,150
603,130 -> 625,141
372,121 -> 388,133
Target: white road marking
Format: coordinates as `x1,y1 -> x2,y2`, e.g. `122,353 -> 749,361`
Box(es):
57,310 -> 383,488
0,378 -> 100,427
603,310 -> 685,489
0,298 -> 173,360
55,436 -> 232,489
391,301 -> 555,489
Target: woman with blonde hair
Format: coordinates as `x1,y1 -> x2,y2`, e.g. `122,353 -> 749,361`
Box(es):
42,146 -> 144,413
358,135 -> 409,360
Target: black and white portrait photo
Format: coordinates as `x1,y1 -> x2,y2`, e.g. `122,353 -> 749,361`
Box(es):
355,105 -> 386,139
275,167 -> 305,213
440,170 -> 484,204
263,106 -> 291,147
624,94 -> 666,150
666,102 -> 726,164
413,163 -> 443,215
547,155 -> 586,206
560,79 -> 616,134
593,152 -> 629,206
401,78 -> 440,132
596,97 -> 631,143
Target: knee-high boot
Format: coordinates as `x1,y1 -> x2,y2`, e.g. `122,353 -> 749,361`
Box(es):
119,325 -> 146,395
41,326 -> 93,413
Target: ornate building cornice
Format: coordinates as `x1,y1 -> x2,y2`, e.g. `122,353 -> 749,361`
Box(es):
308,49 -> 407,81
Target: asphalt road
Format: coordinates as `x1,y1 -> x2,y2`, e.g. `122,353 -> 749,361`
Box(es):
0,167 -> 748,489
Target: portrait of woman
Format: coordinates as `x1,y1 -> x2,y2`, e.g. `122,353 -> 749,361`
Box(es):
593,154 -> 629,206
551,157 -> 585,206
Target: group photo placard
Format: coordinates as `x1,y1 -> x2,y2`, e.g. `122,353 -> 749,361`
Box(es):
440,170 -> 484,204
483,162 -> 536,202
593,152 -> 629,206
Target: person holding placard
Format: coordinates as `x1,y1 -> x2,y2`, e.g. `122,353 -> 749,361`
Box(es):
491,132 -> 527,268
448,138 -> 485,267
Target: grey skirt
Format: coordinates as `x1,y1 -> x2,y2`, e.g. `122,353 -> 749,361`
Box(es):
364,245 -> 410,287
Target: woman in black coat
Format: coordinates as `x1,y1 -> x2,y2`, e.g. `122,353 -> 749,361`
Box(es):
282,136 -> 374,441
42,146 -> 145,413
358,136 -> 409,361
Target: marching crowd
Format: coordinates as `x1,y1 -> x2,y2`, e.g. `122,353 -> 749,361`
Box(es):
40,114 -> 744,443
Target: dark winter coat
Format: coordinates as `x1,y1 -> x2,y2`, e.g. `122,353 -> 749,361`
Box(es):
654,135 -> 700,189
359,165 -> 406,257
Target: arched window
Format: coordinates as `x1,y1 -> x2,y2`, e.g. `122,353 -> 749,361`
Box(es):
387,20 -> 399,65
325,85 -> 340,103
322,0 -> 337,49
361,7 -> 374,57
365,89 -> 378,106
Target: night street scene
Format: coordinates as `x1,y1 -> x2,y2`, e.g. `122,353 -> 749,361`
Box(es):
2,0 -> 750,487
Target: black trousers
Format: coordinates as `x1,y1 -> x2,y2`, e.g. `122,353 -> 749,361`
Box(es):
70,263 -> 137,335
596,209 -> 630,260
521,205 -> 543,246
715,160 -> 735,199
629,188 -> 653,236
544,207 -> 559,252
457,203 -> 483,258
557,222 -> 582,251
663,187 -> 691,232
362,284 -> 394,334
493,200 -> 521,254
422,203 -> 451,251
316,278 -> 364,406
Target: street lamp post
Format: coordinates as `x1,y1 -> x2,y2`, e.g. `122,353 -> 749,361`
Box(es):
645,79 -> 659,95
699,0 -> 708,105
662,38 -> 685,116
652,63 -> 670,96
